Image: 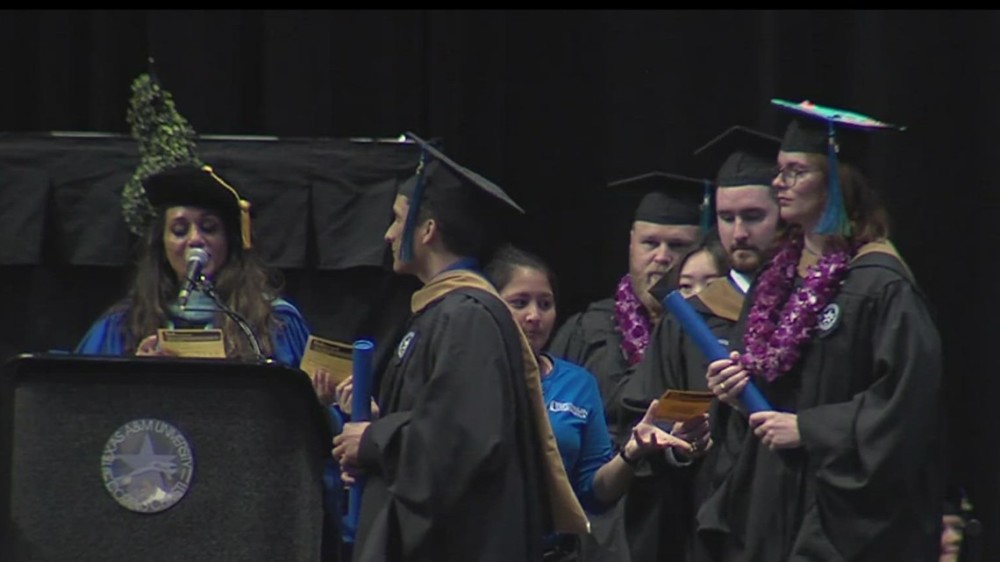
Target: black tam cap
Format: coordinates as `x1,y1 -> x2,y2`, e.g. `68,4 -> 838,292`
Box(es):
693,126 -> 781,188
397,132 -> 524,262
608,171 -> 711,229
143,164 -> 252,249
943,485 -> 974,516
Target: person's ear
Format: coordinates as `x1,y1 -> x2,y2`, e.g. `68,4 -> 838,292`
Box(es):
419,218 -> 437,246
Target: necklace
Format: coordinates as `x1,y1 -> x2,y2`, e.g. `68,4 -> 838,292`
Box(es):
740,235 -> 852,382
613,274 -> 651,366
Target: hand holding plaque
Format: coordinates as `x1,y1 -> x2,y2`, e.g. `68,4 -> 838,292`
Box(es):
654,389 -> 715,422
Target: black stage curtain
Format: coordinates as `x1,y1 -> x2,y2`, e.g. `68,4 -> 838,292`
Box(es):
1,9 -> 997,556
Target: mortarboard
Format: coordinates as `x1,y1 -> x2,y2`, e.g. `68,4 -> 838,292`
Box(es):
772,98 -> 905,237
143,164 -> 253,249
693,125 -> 781,188
398,132 -> 524,262
608,171 -> 713,233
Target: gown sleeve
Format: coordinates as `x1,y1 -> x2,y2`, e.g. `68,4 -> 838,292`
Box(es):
796,277 -> 943,552
269,298 -> 311,368
618,316 -> 675,417
74,310 -> 129,356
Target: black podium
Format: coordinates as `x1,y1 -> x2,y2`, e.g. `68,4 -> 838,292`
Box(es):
0,354 -> 336,562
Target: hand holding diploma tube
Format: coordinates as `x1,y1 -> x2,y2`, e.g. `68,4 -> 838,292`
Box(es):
662,290 -> 772,414
345,339 -> 374,542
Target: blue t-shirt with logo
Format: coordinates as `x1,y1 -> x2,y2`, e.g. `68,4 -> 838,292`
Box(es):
541,354 -> 615,514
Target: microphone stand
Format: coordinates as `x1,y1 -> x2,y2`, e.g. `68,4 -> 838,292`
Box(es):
181,276 -> 267,363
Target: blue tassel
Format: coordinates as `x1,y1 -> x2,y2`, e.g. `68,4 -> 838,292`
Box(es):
699,179 -> 713,235
814,122 -> 852,237
400,156 -> 429,263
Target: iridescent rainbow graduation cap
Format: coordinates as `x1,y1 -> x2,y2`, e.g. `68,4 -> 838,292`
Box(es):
398,132 -> 524,263
608,171 -> 714,234
772,98 -> 905,237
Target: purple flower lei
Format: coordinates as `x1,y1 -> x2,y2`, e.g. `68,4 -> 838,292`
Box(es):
613,274 -> 650,366
740,236 -> 852,382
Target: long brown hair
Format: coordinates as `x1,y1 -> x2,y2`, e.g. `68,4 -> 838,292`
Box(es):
121,207 -> 282,358
839,161 -> 890,246
799,154 -> 891,251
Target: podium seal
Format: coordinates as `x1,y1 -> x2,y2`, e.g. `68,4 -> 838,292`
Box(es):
100,418 -> 195,513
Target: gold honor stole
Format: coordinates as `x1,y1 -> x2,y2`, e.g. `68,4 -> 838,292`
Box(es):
412,269 -> 591,534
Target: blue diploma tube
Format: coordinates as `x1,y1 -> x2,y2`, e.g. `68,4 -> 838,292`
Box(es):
351,340 -> 375,422
346,339 -> 375,539
662,290 -> 772,414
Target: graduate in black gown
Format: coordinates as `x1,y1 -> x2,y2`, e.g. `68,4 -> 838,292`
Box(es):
618,126 -> 784,562
549,172 -> 711,562
702,100 -> 944,561
332,133 -> 588,562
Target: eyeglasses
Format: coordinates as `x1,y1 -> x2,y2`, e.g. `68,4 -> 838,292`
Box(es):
773,165 -> 818,188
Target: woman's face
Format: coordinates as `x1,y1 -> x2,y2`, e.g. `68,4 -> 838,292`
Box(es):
772,151 -> 828,230
939,514 -> 964,562
162,206 -> 230,284
677,249 -> 723,298
499,266 -> 556,356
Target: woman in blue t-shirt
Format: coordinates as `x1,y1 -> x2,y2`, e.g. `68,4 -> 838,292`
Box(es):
486,245 -> 709,561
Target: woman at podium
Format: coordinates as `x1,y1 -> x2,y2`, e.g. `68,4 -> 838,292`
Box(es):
74,164 -> 310,367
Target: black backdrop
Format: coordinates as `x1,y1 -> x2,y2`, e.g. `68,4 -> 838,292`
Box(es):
1,9 -> 997,555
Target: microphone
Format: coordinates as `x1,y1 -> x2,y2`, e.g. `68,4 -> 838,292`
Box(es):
175,250 -> 266,363
178,247 -> 209,309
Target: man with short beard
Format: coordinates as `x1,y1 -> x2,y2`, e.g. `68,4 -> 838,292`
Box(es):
617,126 -> 783,562
548,172 -> 707,562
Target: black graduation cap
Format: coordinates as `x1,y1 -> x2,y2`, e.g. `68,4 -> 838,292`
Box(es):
398,132 -> 524,262
608,171 -> 712,231
693,125 -> 781,188
143,164 -> 253,249
772,98 -> 905,236
943,487 -> 974,516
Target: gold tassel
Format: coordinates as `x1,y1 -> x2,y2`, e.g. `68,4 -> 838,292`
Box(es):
239,199 -> 252,250
202,164 -> 252,249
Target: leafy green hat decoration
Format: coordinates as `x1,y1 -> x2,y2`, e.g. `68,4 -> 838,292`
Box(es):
121,58 -> 203,236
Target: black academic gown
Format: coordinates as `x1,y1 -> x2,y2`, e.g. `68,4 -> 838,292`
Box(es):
698,248 -> 945,562
354,286 -> 546,562
618,277 -> 749,562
